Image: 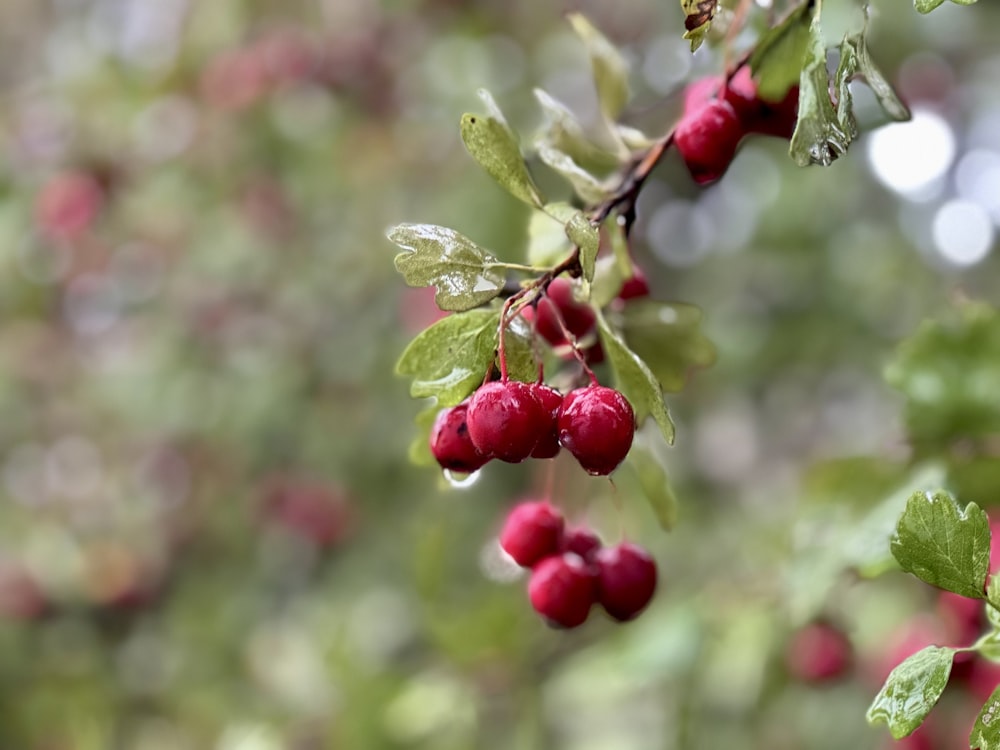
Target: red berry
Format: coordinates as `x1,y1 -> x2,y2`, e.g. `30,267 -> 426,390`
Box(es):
675,99 -> 744,185
750,83 -> 799,139
535,278 -> 596,347
785,621 -> 853,683
528,383 -> 563,459
561,527 -> 602,563
528,553 -> 597,628
595,543 -> 657,622
499,500 -> 565,568
466,380 -> 546,463
429,402 -> 490,473
683,70 -> 757,124
557,386 -> 635,476
617,267 -> 650,301
35,171 -> 105,240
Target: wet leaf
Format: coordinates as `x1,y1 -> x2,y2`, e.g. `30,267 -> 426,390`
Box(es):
915,0 -> 977,12
390,224 -> 505,312
789,12 -> 857,167
680,0 -> 717,52
867,646 -> 955,739
537,143 -> 611,204
749,2 -> 813,101
596,310 -> 675,445
460,90 -> 544,208
841,28 -> 910,122
891,490 -> 991,599
567,14 -> 630,121
624,425 -> 679,530
527,203 -> 576,268
971,686 -> 1000,749
396,309 -> 535,406
621,300 -> 717,392
533,89 -> 620,170
565,212 -> 599,283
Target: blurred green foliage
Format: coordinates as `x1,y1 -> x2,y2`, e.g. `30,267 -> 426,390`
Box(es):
0,1 -> 998,749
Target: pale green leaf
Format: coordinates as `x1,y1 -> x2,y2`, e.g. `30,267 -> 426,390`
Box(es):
625,424 -> 679,530
460,90 -> 544,208
566,213 -> 599,283
527,203 -> 576,268
749,2 -> 813,101
841,28 -> 910,122
596,310 -> 675,444
891,490 -> 991,599
971,686 -> 1000,750
533,89 -> 620,170
590,256 -> 627,308
390,223 -> 505,312
867,646 -> 955,739
915,0 -> 977,12
567,14 -> 630,121
408,402 -> 441,467
537,143 -> 611,204
621,300 -> 717,392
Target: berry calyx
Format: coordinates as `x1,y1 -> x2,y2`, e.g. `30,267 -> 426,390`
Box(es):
528,553 -> 597,629
535,278 -> 596,348
557,386 -> 635,476
499,500 -> 565,568
528,383 -> 563,459
467,380 -> 547,463
595,543 -> 657,622
675,99 -> 744,186
429,402 -> 490,473
785,621 -> 853,683
561,527 -> 602,563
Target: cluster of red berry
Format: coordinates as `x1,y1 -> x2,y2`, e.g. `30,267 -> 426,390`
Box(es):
675,67 -> 800,185
499,500 -> 657,628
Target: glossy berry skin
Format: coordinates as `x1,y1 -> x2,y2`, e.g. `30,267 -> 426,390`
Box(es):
467,380 -> 546,463
529,553 -> 597,629
675,99 -> 744,185
499,500 -> 565,568
557,386 -> 635,476
561,527 -> 602,563
535,278 -> 596,347
683,68 -> 798,140
528,383 -> 563,459
617,267 -> 650,301
785,621 -> 853,683
595,543 -> 657,622
429,402 -> 490,473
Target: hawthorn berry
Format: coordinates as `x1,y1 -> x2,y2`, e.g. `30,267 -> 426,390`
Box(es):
499,500 -> 565,568
528,553 -> 597,628
528,383 -> 563,459
429,401 -> 490,473
674,99 -> 744,185
557,385 -> 635,476
785,621 -> 853,683
617,267 -> 650,301
467,380 -> 546,463
561,527 -> 602,563
595,543 -> 657,622
535,278 -> 596,347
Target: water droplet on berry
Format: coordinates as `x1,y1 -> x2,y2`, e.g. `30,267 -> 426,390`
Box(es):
442,468 -> 481,488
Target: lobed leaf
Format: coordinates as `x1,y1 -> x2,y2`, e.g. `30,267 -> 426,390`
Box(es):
621,300 -> 717,392
749,2 -> 813,102
867,646 -> 955,739
460,90 -> 545,208
596,309 -> 675,445
890,490 -> 991,600
567,14 -> 630,121
390,223 -> 505,312
971,686 -> 1000,749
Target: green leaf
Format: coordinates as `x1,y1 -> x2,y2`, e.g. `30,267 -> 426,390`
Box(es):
749,2 -> 813,101
390,224 -> 505,312
596,309 -> 675,445
884,302 -> 1000,448
680,0 -> 717,52
971,686 -> 1000,750
537,143 -> 611,204
408,402 -> 441,467
533,89 -> 620,171
841,28 -> 911,122
460,90 -> 544,208
915,0 -> 977,12
789,12 -> 857,167
891,490 -> 991,599
624,424 -> 679,530
526,203 -> 576,268
621,300 -> 717,392
867,646 -> 955,739
989,577 -> 1000,621
567,14 -> 630,121
396,309 -> 536,407
566,213 -> 599,284
590,256 -> 627,308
